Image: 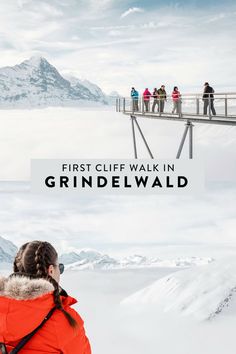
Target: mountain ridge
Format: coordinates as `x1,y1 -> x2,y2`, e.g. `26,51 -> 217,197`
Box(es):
121,258 -> 236,321
0,236 -> 214,272
59,249 -> 213,271
0,56 -> 109,108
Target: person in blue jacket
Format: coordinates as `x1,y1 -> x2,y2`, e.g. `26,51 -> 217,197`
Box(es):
131,87 -> 139,111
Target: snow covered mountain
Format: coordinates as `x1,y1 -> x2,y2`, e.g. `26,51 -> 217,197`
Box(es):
121,258 -> 236,321
60,249 -> 119,270
60,249 -> 213,271
67,75 -> 108,104
0,236 -> 17,263
0,56 -> 108,107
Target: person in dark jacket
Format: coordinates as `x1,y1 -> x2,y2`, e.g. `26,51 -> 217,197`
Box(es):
202,82 -> 216,116
152,88 -> 159,112
157,85 -> 167,113
0,241 -> 91,354
131,87 -> 139,111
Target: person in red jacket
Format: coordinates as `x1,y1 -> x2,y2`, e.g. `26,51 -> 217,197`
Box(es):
143,88 -> 151,112
171,86 -> 181,114
0,241 -> 91,354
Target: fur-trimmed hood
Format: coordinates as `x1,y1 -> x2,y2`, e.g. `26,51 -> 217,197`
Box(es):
0,275 -> 54,300
0,275 -> 77,343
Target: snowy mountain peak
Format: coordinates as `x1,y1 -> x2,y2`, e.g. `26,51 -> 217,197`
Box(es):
60,249 -> 119,270
59,249 -> 104,265
0,57 -> 109,107
23,56 -> 49,67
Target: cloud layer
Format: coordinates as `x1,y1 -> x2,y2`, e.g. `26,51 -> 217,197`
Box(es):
0,0 -> 235,94
0,180 -> 236,257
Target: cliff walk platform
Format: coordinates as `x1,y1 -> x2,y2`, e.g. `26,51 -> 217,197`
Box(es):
115,93 -> 236,159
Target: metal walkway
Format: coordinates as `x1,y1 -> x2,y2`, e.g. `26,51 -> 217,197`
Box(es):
116,93 -> 236,159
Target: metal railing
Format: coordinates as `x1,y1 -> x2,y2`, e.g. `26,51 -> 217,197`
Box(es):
116,93 -> 236,121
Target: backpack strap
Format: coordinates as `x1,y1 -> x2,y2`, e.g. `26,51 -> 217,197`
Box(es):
9,306 -> 57,354
0,343 -> 8,354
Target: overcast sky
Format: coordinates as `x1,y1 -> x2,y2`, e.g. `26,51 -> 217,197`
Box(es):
0,0 -> 235,94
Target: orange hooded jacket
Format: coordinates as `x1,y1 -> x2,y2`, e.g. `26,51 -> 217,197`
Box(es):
0,275 -> 91,353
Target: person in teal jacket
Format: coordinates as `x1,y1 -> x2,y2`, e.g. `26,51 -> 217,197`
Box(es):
131,87 -> 139,111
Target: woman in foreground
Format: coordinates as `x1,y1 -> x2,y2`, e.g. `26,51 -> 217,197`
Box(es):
0,240 -> 91,354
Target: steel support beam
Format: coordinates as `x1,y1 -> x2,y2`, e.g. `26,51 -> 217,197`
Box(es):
130,115 -> 154,159
176,123 -> 189,159
176,121 -> 194,159
131,116 -> 138,159
133,116 -> 154,159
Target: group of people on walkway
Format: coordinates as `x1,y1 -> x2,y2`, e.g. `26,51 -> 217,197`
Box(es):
131,82 -> 216,116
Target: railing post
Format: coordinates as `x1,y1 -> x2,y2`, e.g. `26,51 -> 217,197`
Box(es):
189,122 -> 193,159
178,99 -> 182,118
196,98 -> 200,115
116,98 -> 118,112
225,96 -> 228,117
208,95 -> 211,120
131,116 -> 138,159
123,98 -> 126,113
142,97 -> 144,115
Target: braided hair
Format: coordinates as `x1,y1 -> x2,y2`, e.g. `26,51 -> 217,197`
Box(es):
13,242 -> 29,273
13,241 -> 77,328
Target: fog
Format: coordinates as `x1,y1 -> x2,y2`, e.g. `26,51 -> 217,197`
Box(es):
60,268 -> 236,354
0,107 -> 235,182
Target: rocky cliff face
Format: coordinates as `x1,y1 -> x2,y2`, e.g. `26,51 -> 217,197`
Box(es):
0,56 -> 108,107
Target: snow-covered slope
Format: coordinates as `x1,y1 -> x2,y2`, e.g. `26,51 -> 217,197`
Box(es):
121,258 -> 236,321
61,249 -> 213,271
0,236 -> 17,263
68,76 -> 108,105
0,56 -> 108,107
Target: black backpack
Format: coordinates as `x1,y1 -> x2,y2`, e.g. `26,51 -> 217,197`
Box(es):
0,306 -> 56,354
